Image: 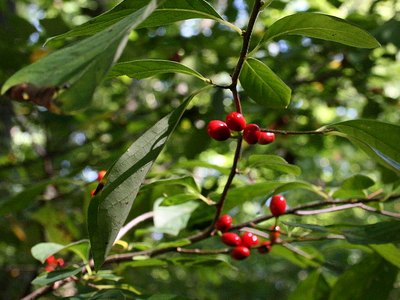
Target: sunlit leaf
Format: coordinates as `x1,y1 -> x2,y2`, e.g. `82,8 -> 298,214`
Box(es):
48,0 -> 236,42
248,154 -> 301,175
370,244 -> 400,268
239,58 -> 291,108
153,199 -> 199,235
109,59 -> 208,81
261,13 -> 380,48
31,240 -> 90,263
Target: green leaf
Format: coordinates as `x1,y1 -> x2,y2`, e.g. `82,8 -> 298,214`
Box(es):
333,175 -> 375,199
48,0 -> 236,42
31,240 -> 90,263
1,0 -> 159,112
32,268 -> 82,286
272,181 -> 328,199
261,12 -> 380,48
329,255 -> 397,300
271,245 -> 319,268
326,120 -> 400,174
289,269 -> 331,300
153,199 -> 199,235
141,176 -> 199,193
248,154 -> 301,175
109,59 -> 208,81
239,58 -> 291,108
370,244 -> 400,268
125,258 -> 168,268
337,221 -> 400,244
88,90 -> 205,269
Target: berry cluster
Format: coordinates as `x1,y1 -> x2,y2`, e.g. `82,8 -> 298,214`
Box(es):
214,195 -> 287,260
207,112 -> 275,145
44,255 -> 64,272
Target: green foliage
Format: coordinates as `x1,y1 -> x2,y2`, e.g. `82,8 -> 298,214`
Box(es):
1,0 -> 399,299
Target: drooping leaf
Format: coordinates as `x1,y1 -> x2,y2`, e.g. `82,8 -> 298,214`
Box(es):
370,244 -> 400,268
333,174 -> 375,199
109,59 -> 208,81
88,90 -> 206,269
248,154 -> 302,175
239,58 -> 291,108
336,221 -> 400,244
48,0 -> 237,42
261,13 -> 380,48
325,120 -> 400,174
1,0 -> 159,112
289,269 -> 331,300
32,268 -> 82,286
31,240 -> 90,263
329,255 -> 397,300
153,199 -> 199,235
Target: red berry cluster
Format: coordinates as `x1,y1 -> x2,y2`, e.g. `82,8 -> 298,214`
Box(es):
44,255 -> 64,272
207,112 -> 275,145
215,214 -> 279,260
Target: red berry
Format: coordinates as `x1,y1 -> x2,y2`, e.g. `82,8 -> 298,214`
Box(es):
270,195 -> 286,216
207,120 -> 231,141
97,170 -> 107,182
243,123 -> 260,144
215,214 -> 232,232
221,232 -> 242,247
269,225 -> 281,244
258,131 -> 275,144
45,256 -> 56,264
225,112 -> 246,131
241,232 -> 259,248
231,246 -> 250,260
258,241 -> 272,254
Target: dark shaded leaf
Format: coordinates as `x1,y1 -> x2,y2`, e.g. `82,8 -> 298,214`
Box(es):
326,120 -> 400,174
1,0 -> 159,112
289,269 -> 331,300
88,90 -> 205,269
32,268 -> 82,286
329,255 -> 397,300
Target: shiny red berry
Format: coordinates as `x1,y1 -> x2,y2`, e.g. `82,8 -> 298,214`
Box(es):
258,241 -> 272,254
270,195 -> 286,216
215,214 -> 232,232
207,120 -> 231,141
269,225 -> 281,244
231,246 -> 250,260
241,232 -> 259,248
258,131 -> 275,144
243,123 -> 260,144
225,112 -> 246,131
97,170 -> 107,181
221,232 -> 242,247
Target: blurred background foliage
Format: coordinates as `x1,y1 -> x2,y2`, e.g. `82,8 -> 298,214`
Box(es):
0,0 -> 399,299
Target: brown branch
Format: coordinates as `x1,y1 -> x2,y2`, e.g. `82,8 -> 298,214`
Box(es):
176,247 -> 230,255
260,128 -> 334,135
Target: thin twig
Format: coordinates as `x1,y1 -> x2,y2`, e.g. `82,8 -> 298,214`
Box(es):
114,211 -> 154,243
261,128 -> 334,135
